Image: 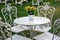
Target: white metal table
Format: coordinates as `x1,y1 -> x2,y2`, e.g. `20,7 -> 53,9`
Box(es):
14,16 -> 50,39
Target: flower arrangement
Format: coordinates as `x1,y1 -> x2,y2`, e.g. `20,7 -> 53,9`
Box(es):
25,6 -> 36,15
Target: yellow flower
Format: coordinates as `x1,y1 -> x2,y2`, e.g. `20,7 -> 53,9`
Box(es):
25,6 -> 30,12
30,7 -> 32,10
25,6 -> 36,13
31,6 -> 36,10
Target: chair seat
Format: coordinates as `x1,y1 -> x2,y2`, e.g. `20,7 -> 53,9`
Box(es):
33,32 -> 60,40
34,26 -> 51,32
7,26 -> 28,33
6,34 -> 31,40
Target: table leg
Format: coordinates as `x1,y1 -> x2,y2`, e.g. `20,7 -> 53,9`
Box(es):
33,25 -> 37,36
29,25 -> 34,40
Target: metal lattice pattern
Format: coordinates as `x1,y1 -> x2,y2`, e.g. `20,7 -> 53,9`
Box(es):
37,5 -> 55,20
0,20 -> 12,40
36,2 -> 55,33
32,0 -> 43,6
1,3 -> 17,26
53,19 -> 60,35
52,19 -> 60,40
37,2 -> 55,26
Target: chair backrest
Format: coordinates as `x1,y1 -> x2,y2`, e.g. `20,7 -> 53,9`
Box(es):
5,0 -> 13,6
52,19 -> 60,40
0,20 -> 12,40
37,2 -> 55,20
37,2 -> 55,29
1,3 -> 17,26
32,0 -> 43,6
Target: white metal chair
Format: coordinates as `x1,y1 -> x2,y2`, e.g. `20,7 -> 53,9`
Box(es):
0,20 -> 31,40
15,0 -> 28,5
0,0 -> 13,6
1,3 -> 28,34
32,0 -> 43,6
33,19 -> 60,40
34,2 -> 55,32
15,0 -> 22,5
0,21 -> 12,40
52,19 -> 60,40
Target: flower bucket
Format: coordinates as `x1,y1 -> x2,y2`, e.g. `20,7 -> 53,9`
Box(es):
28,15 -> 34,21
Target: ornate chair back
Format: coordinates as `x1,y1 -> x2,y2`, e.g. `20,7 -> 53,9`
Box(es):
37,2 -> 55,22
32,0 -> 43,6
0,20 -> 12,40
5,0 -> 13,6
52,19 -> 60,40
1,3 -> 17,26
36,2 -> 55,32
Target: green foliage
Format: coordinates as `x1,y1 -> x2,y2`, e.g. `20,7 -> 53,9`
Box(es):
34,0 -> 37,3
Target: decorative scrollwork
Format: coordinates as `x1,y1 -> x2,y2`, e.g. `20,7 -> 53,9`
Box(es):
37,2 -> 55,20
52,19 -> 60,40
53,19 -> 60,36
1,3 -> 17,26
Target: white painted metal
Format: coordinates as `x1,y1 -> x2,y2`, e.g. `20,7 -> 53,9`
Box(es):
0,0 -> 13,6
0,20 -> 31,40
14,17 -> 50,26
15,0 -> 28,5
34,32 -> 60,40
1,3 -> 28,35
32,0 -> 43,7
14,16 -> 50,39
34,19 -> 60,40
6,34 -> 31,40
36,2 -> 55,32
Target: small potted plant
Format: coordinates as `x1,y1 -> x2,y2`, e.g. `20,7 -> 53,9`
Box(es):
25,6 -> 36,15
25,6 -> 36,21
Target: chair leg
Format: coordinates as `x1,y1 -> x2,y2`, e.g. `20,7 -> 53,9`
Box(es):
21,32 -> 26,37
